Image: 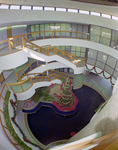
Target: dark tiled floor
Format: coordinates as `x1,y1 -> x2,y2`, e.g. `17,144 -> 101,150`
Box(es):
27,85 -> 105,145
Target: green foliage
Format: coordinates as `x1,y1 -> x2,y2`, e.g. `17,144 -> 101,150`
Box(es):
43,95 -> 54,101
4,90 -> 33,150
31,87 -> 43,103
42,88 -> 49,97
31,86 -> 55,103
59,77 -> 65,83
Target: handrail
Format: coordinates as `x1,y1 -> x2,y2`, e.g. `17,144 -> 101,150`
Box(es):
24,38 -> 86,67
16,60 -> 46,81
0,30 -> 90,56
16,58 -> 75,82
0,30 -> 117,57
5,70 -> 74,93
51,130 -> 118,150
0,70 -> 118,149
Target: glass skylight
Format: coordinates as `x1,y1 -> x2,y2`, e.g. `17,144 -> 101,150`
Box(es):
21,6 -> 31,10
44,7 -> 54,11
33,6 -> 43,10
0,4 -> 9,9
10,5 -> 20,9
68,9 -> 78,13
91,11 -> 100,16
56,8 -> 66,12
102,13 -> 111,18
79,10 -> 89,14
112,16 -> 118,21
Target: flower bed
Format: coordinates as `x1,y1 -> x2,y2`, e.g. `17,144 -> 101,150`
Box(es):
23,99 -> 35,108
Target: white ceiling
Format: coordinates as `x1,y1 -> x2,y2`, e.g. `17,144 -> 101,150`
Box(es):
0,0 -> 118,16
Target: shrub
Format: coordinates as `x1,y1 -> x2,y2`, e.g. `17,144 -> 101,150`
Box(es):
4,90 -> 33,150
59,77 -> 65,83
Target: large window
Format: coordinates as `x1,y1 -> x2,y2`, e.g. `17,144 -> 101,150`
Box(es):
87,49 -> 118,79
55,45 -> 86,58
29,23 -> 118,50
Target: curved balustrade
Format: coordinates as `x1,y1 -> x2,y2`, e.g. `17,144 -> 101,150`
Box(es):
0,30 -> 89,56
0,70 -> 118,149
52,130 -> 118,150
16,60 -> 46,81
24,38 -> 86,67
5,70 -> 74,93
0,30 -> 117,58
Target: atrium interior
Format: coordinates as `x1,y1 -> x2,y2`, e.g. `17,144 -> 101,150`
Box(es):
0,0 -> 118,150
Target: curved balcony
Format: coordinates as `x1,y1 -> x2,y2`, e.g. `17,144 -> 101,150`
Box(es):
5,70 -> 74,100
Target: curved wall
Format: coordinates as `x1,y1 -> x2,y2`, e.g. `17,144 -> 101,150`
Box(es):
16,79 -> 61,100
0,9 -> 118,31
33,39 -> 118,59
0,50 -> 28,73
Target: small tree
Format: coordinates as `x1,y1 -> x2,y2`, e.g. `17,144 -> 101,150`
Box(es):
53,77 -> 79,111
58,77 -> 74,107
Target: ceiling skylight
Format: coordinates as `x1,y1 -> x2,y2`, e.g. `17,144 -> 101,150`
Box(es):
68,9 -> 78,13
102,13 -> 111,18
10,5 -> 20,9
91,12 -> 100,16
79,10 -> 89,14
56,8 -> 66,12
21,6 -> 31,10
44,7 -> 54,11
33,6 -> 43,10
0,4 -> 9,9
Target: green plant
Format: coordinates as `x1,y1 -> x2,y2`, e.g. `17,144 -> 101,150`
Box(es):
4,90 -> 33,150
43,95 -> 54,101
31,87 -> 43,103
59,76 -> 65,83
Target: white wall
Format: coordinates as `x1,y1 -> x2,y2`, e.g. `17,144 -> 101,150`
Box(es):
68,79 -> 118,143
16,79 -> 61,100
3,70 -> 14,79
12,25 -> 27,37
22,62 -> 68,80
0,27 -> 7,41
32,38 -> 118,60
0,9 -> 118,31
24,47 -> 85,74
1,38 -> 117,74
0,50 -> 28,73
